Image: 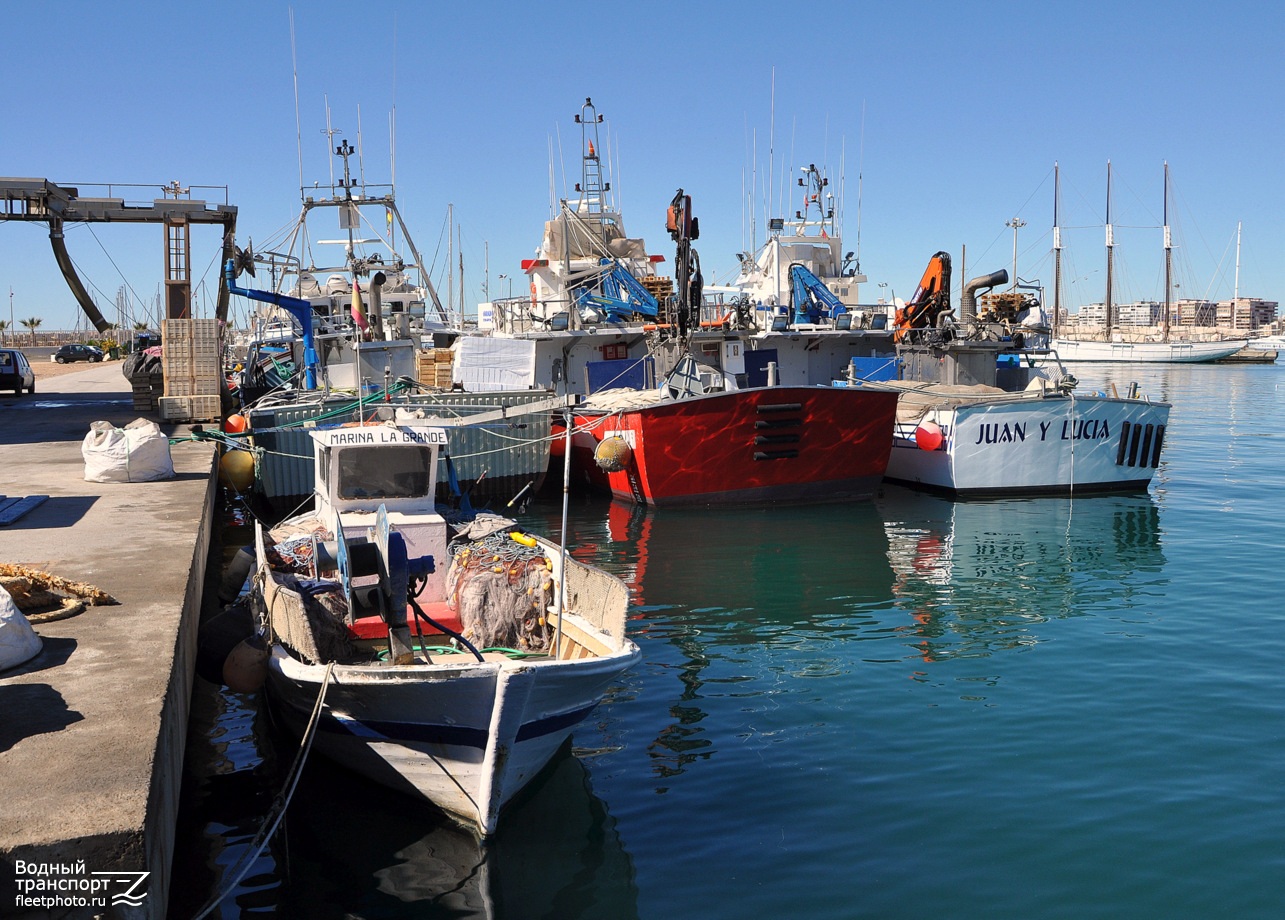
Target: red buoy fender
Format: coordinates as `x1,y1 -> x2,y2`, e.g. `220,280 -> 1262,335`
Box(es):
915,421 -> 944,451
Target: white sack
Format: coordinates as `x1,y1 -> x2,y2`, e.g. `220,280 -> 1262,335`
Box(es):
82,418 -> 175,483
0,585 -> 42,671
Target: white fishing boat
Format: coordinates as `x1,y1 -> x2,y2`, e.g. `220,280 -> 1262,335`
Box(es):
459,98 -> 666,396
226,131 -> 556,509
857,259 -> 1172,496
464,103 -> 893,400
250,419 -> 639,838
721,161 -> 870,328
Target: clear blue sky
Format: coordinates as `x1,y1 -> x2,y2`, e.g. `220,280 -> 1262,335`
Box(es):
2,0 -> 1280,332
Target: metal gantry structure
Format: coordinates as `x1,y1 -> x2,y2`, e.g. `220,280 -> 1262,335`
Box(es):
0,177 -> 238,332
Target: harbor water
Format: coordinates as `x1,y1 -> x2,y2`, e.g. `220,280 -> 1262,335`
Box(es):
171,362 -> 1285,919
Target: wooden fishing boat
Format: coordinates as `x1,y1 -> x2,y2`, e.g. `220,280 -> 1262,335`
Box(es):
249,420 -> 639,838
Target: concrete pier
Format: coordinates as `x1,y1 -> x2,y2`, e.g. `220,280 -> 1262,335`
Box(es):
0,361 -> 217,919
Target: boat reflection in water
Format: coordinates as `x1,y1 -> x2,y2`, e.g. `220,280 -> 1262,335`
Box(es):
276,745 -> 639,918
877,484 -> 1167,662
565,498 -> 896,613
522,498 -> 897,782
172,680 -> 639,919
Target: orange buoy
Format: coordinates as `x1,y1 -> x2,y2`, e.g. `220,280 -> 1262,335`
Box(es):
218,449 -> 256,491
224,413 -> 248,434
915,421 -> 944,451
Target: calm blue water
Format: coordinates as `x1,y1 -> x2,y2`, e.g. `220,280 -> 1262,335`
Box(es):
172,362 -> 1285,919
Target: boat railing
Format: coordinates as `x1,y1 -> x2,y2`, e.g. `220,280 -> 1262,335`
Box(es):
556,553 -> 628,645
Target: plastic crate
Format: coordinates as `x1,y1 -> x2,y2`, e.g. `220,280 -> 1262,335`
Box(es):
159,394 -> 221,422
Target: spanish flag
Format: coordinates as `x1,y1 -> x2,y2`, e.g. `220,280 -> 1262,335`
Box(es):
351,282 -> 369,332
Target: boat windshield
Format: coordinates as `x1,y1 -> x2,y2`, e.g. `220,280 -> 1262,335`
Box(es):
336,445 -> 433,500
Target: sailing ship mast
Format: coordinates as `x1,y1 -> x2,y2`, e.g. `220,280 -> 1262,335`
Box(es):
1104,160 -> 1114,334
1052,161 -> 1061,338
1233,220 -> 1242,330
447,202 -> 454,324
1162,161 -> 1172,341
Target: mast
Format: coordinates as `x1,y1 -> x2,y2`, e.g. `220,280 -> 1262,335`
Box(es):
447,202 -> 454,320
1104,160 -> 1114,333
574,97 -> 605,224
1233,220 -> 1242,331
1162,161 -> 1172,341
1052,161 -> 1062,338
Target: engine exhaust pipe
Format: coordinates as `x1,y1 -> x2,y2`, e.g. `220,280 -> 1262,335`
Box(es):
959,269 -> 1008,322
369,271 -> 387,341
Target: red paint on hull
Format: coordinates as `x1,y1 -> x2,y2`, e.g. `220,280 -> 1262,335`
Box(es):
566,386 -> 897,506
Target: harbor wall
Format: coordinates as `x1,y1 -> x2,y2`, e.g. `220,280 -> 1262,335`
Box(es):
0,362 -> 217,919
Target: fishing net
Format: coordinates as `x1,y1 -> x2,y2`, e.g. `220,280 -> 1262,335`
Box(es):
447,531 -> 555,652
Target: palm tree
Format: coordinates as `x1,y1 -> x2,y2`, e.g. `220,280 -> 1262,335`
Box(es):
0,319 -> 8,346
20,317 -> 42,346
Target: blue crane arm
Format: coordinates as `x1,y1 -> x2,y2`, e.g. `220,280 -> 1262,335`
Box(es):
573,256 -> 663,321
224,259 -> 320,390
789,263 -> 846,324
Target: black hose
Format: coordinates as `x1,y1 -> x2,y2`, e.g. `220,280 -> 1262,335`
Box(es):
408,595 -> 484,662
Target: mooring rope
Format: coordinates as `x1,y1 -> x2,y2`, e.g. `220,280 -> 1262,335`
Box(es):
187,660 -> 336,920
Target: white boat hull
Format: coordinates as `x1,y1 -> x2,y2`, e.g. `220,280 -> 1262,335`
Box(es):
267,639 -> 639,837
885,394 -> 1171,495
1245,336 -> 1285,352
1046,338 -> 1246,363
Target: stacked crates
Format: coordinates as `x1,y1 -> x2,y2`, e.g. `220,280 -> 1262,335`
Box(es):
159,319 -> 223,421
416,347 -> 456,389
131,372 -> 165,412
640,275 -> 674,303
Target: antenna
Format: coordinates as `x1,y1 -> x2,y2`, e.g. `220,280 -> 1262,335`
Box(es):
749,127 -> 757,252
390,11 -> 398,193
357,104 -> 367,195
323,96 -> 340,190
547,134 -> 555,219
390,106 -> 397,189
855,100 -> 866,272
768,68 -> 775,232
290,8 -> 303,203
555,123 -> 567,208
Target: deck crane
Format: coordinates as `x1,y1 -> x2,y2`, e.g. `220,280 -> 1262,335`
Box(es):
666,189 -> 701,338
568,259 -> 659,322
894,251 -> 953,342
788,262 -> 847,324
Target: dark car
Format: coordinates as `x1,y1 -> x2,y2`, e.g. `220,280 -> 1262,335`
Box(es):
0,348 -> 35,395
54,343 -> 104,363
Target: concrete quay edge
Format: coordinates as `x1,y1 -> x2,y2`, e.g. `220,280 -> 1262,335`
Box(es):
0,361 -> 218,920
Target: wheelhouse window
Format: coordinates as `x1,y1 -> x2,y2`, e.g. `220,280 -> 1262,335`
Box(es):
336,445 -> 432,500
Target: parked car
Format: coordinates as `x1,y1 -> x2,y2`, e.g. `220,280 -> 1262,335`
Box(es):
54,343 -> 104,363
0,348 -> 36,395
